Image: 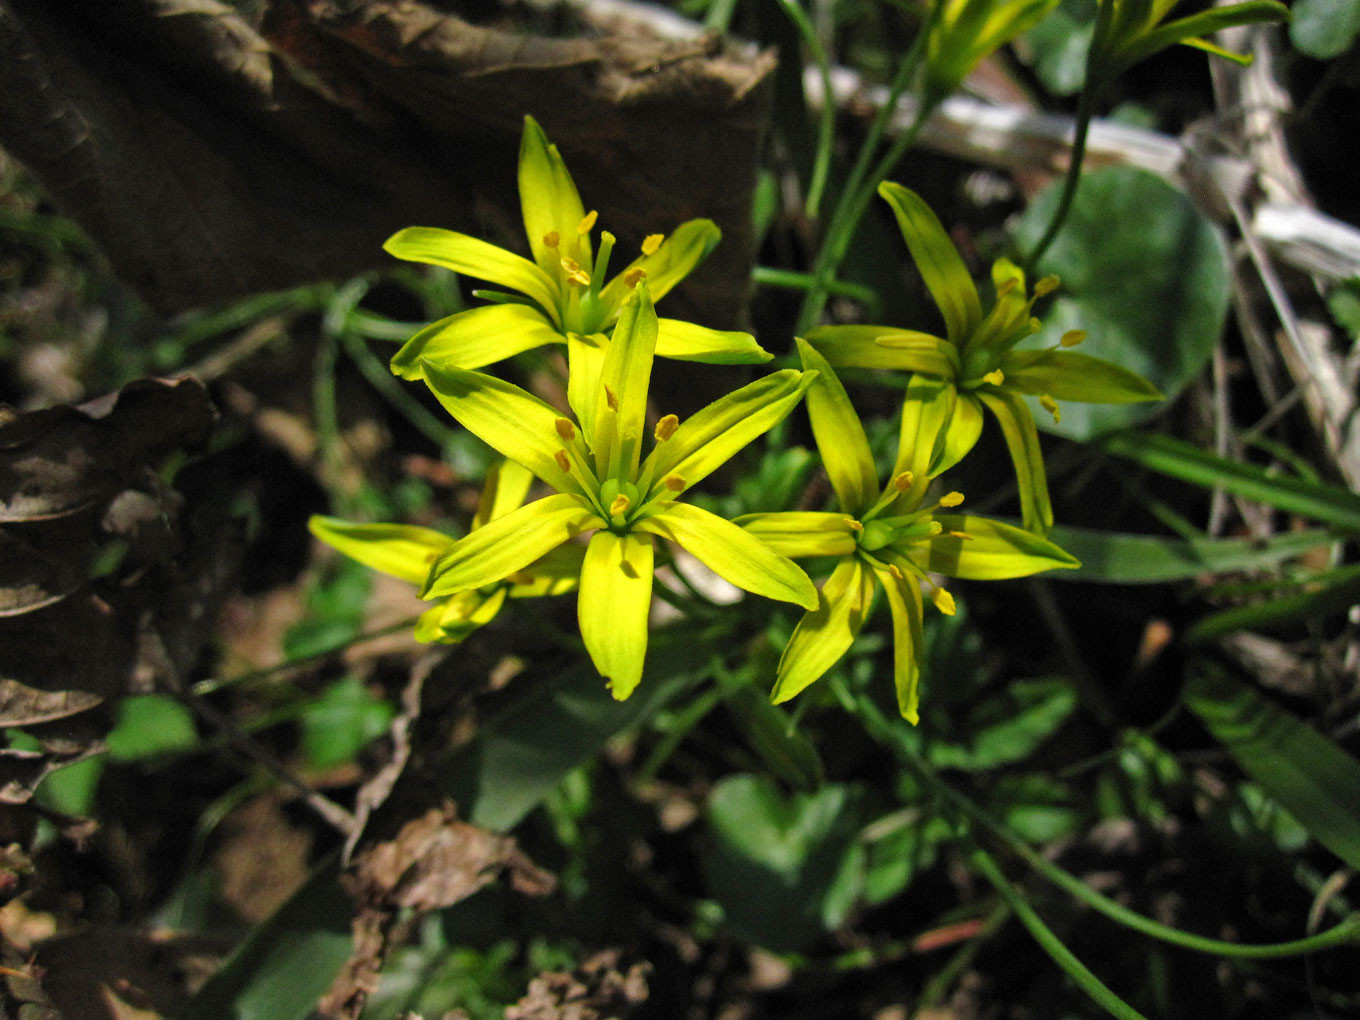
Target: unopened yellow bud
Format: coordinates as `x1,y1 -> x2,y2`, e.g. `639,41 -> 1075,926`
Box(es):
939,491 -> 965,508
578,210 -> 598,234
624,268 -> 647,288
1034,275 -> 1060,297
654,414 -> 680,441
560,257 -> 590,286
1040,394 -> 1061,423
844,518 -> 863,532
664,474 -> 685,491
1060,329 -> 1086,347
543,231 -> 560,249
554,450 -> 570,472
931,587 -> 957,615
892,471 -> 915,491
604,385 -> 619,412
641,233 -> 664,256
555,417 -> 576,441
609,493 -> 631,516
982,369 -> 1005,386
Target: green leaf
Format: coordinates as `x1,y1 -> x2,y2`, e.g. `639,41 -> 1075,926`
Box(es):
1047,525 -> 1339,584
107,695 -> 198,761
1184,668 -> 1360,871
929,678 -> 1078,771
1100,431 -> 1360,532
1187,563 -> 1360,644
1011,166 -> 1231,440
725,683 -> 826,792
1291,0 -> 1360,58
301,674 -> 395,770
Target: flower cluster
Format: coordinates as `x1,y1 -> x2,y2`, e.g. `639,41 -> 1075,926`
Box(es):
310,116 -> 1159,722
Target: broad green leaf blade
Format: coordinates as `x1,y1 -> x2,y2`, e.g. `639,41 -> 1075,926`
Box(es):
424,493 -> 597,598
308,516 -> 454,586
642,370 -> 815,498
878,182 -> 982,345
599,219 -> 721,310
384,227 -> 561,328
421,363 -> 579,493
977,388 -> 1054,535
1047,525 -> 1339,584
578,530 -> 654,700
637,502 -> 818,610
917,514 -> 1080,579
796,338 -> 879,516
735,511 -> 859,558
806,324 -> 956,373
1000,349 -> 1163,403
1010,166 -> 1230,439
655,318 -> 772,365
390,303 -> 563,380
519,114 -> 589,278
1100,431 -> 1360,532
1185,669 -> 1360,871
773,558 -> 876,704
1291,0 -> 1360,59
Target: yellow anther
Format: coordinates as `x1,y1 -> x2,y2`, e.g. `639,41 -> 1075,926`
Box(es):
577,210 -> 598,235
560,257 -> 590,286
641,233 -> 664,256
844,518 -> 864,532
928,521 -> 943,535
609,493 -> 631,516
939,491 -> 965,508
1060,329 -> 1086,347
1034,275 -> 1060,298
982,369 -> 1005,386
892,470 -> 915,491
654,414 -> 680,441
931,587 -> 957,615
624,268 -> 647,288
543,231 -> 560,250
947,530 -> 973,540
664,474 -> 686,491
888,563 -> 905,580
604,385 -> 619,412
1040,394 -> 1061,423
555,417 -> 576,441
554,450 -> 571,472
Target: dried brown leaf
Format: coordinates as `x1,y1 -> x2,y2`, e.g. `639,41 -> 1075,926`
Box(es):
506,949 -> 651,1020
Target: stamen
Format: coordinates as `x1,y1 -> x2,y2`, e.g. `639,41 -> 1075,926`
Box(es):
624,268 -> 647,288
1040,394 -> 1061,423
1027,317 -> 1042,334
888,563 -> 904,581
929,521 -> 943,534
641,233 -> 664,256
843,518 -> 864,532
604,385 -> 619,412
1060,329 -> 1086,347
578,210 -> 598,235
560,257 -> 590,286
946,530 -> 972,540
654,414 -> 680,441
997,278 -> 1019,298
939,491 -> 965,508
892,470 -> 914,491
554,450 -> 571,472
931,587 -> 957,615
543,231 -> 560,250
664,474 -> 685,491
609,493 -> 631,517
982,369 -> 1005,386
1034,275 -> 1060,298
555,418 -> 576,441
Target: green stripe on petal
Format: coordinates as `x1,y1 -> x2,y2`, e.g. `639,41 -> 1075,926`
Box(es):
936,391 -> 985,476
977,388 -> 1053,535
892,377 -> 957,506
655,319 -> 772,365
593,281 -> 658,479
308,516 -> 455,586
384,227 -> 561,328
424,493 -> 597,598
578,530 -> 654,701
599,219 -> 721,312
637,502 -> 818,610
642,370 -> 815,498
566,332 -> 607,438
473,459 -> 536,530
421,363 -> 580,494
877,182 -> 982,344
772,558 -> 877,704
796,338 -> 878,516
518,115 -> 589,279
806,325 -> 957,373
999,349 -> 1163,404
912,514 -> 1080,579
874,564 -> 925,724
391,304 -> 563,380
735,512 -> 859,558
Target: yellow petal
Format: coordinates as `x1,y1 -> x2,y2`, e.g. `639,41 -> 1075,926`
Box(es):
578,530 -> 654,700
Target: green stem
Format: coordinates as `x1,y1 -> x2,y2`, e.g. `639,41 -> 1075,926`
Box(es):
854,693 -> 1360,960
968,843 -> 1152,1020
1020,78 -> 1099,275
772,0 -> 836,218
